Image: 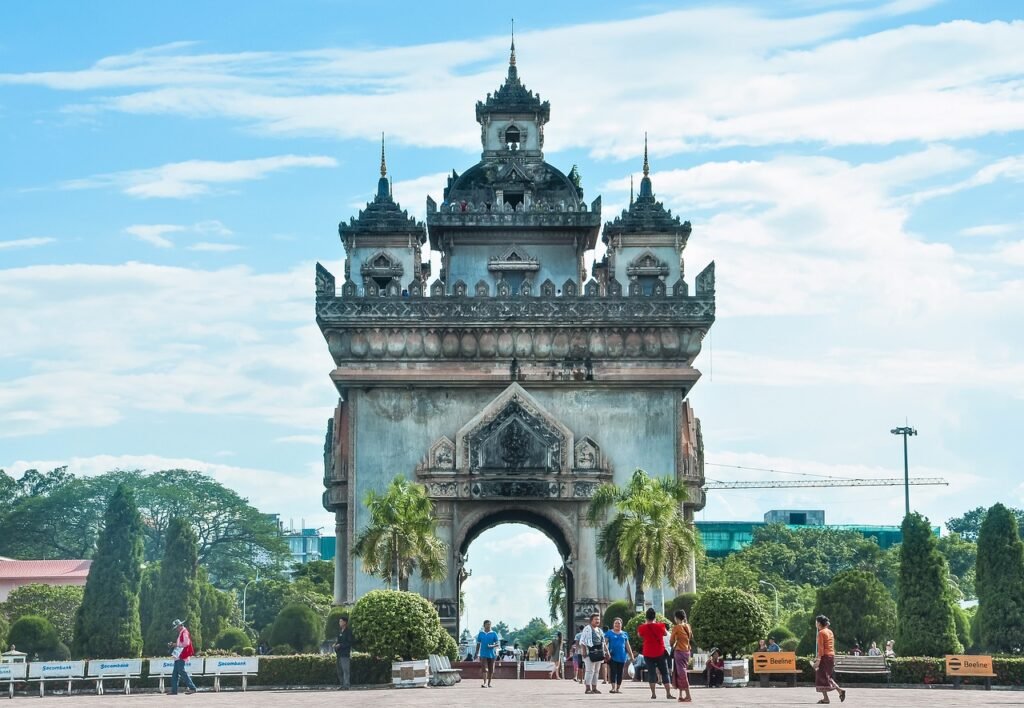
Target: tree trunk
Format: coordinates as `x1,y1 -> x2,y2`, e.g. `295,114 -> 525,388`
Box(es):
634,566 -> 646,611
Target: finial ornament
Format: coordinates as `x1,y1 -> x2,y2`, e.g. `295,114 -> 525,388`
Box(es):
643,132 -> 649,177
630,175 -> 634,205
510,18 -> 516,67
380,132 -> 387,178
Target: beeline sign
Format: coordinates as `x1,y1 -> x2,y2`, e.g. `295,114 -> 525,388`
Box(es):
752,652 -> 797,673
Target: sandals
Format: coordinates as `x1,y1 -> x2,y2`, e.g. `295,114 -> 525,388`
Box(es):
839,690 -> 847,703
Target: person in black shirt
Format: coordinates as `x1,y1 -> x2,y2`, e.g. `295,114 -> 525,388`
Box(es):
333,616 -> 354,689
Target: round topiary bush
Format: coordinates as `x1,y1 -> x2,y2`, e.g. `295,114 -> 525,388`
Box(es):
691,588 -> 770,658
780,637 -> 799,652
434,629 -> 459,662
623,612 -> 669,655
666,593 -> 699,620
269,603 -> 323,654
214,627 -> 252,652
324,605 -> 352,640
603,600 -> 633,629
240,646 -> 256,656
7,615 -> 69,660
350,589 -> 443,661
768,625 -> 795,643
271,643 -> 294,655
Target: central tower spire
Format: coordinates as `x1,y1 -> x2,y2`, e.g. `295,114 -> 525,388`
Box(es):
377,132 -> 390,200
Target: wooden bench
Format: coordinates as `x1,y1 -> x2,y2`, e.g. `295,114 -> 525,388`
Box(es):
946,654 -> 996,690
833,654 -> 890,683
753,651 -> 799,687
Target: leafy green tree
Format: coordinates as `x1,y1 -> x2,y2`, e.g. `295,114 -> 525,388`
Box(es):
352,476 -> 447,591
691,588 -> 769,658
2,584 -> 83,645
547,568 -> 566,627
350,589 -> 443,660
587,469 -> 699,609
814,570 -> 896,652
491,621 -> 511,640
948,506 -> 1024,542
0,614 -> 9,650
937,533 -> 977,599
247,578 -> 290,631
507,617 -> 553,649
291,560 -> 334,597
896,513 -> 961,656
73,484 -> 144,658
8,615 -> 69,660
269,603 -> 322,653
603,600 -> 633,629
666,592 -> 699,620
199,570 -> 241,646
434,628 -> 459,662
975,503 -> 1024,653
0,468 -> 289,587
144,518 -> 202,655
138,564 -> 160,638
324,605 -> 353,639
953,605 -> 972,651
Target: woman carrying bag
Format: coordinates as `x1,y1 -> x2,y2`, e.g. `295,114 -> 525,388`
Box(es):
580,612 -> 605,695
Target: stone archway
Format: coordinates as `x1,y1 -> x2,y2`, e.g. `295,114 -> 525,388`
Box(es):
414,383 -> 612,637
454,506 -> 575,640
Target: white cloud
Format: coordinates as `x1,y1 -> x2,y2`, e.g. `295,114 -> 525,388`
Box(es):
188,242 -> 242,252
0,260 -> 340,437
274,435 -> 323,445
4,8 -> 1022,154
124,223 -> 183,248
2,453 -> 330,526
63,155 -> 337,198
0,237 -> 56,249
960,223 -> 1020,237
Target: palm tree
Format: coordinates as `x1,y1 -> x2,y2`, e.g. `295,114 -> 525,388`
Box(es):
586,468 -> 700,611
352,475 -> 447,590
547,566 -> 566,627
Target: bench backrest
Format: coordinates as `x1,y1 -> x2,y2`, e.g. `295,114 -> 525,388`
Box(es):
833,655 -> 888,670
86,659 -> 143,679
27,661 -> 86,680
945,654 -> 995,677
147,657 -> 204,677
0,664 -> 28,681
206,657 -> 259,676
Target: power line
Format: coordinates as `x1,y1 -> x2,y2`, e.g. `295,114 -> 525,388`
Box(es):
704,477 -> 948,490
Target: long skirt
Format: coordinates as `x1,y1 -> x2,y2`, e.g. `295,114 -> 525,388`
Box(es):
815,654 -> 836,692
673,650 -> 691,689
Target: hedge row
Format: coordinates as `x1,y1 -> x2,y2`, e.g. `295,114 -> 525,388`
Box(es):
748,656 -> 1024,686
249,653 -> 391,687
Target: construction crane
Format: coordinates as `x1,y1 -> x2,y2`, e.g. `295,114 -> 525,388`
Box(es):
705,477 -> 948,490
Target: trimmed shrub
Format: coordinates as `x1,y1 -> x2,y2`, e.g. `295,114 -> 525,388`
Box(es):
952,606 -> 971,652
73,484 -> 144,658
896,513 -> 962,655
666,593 -> 699,620
623,612 -> 669,655
144,517 -> 203,655
2,584 -> 83,646
814,570 -> 896,652
8,615 -> 69,660
975,503 -> 1024,653
0,614 -> 8,650
768,625 -> 795,643
780,637 -> 799,652
691,587 -> 770,658
350,589 -> 443,661
602,600 -> 632,629
271,644 -> 294,655
270,603 -> 322,654
324,605 -> 352,640
240,646 -> 255,656
249,653 -> 390,686
214,627 -> 252,652
434,629 -> 459,662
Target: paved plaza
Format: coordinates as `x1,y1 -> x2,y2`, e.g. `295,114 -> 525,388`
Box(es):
30,681 -> 1020,707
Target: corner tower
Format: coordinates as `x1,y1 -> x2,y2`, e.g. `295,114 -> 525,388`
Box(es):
317,41 -> 715,635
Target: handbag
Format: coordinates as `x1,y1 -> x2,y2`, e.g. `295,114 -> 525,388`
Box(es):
586,627 -> 604,662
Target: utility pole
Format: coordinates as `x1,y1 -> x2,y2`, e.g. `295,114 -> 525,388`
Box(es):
890,425 -> 918,518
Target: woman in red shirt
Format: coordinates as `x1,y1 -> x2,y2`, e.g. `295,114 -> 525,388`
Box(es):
636,608 -> 675,700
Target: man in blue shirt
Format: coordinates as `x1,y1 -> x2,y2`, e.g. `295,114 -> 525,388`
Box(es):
767,637 -> 781,652
475,619 -> 500,688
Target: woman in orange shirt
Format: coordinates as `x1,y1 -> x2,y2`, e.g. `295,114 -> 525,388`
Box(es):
670,610 -> 693,702
813,615 -> 846,704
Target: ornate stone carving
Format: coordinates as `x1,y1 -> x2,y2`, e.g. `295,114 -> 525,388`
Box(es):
456,383 -> 574,475
470,480 -> 561,498
540,279 -> 556,297
360,250 -> 404,280
574,437 -> 599,470
430,436 -> 456,470
574,598 -> 602,623
475,279 -> 490,296
572,481 -> 600,498
428,481 -> 459,497
315,262 -> 336,296
626,250 -> 670,278
695,261 -> 715,296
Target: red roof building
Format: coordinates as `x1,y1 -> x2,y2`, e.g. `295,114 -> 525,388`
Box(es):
0,560 -> 91,601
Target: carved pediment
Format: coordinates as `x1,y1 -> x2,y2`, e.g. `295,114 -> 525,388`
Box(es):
488,245 -> 540,272
360,250 -> 404,278
430,436 -> 456,471
626,250 -> 670,278
456,383 -> 573,475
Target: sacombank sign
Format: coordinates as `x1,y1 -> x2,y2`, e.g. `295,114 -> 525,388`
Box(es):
98,662 -> 130,670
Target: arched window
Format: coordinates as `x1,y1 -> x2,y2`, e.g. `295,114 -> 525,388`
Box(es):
504,124 -> 521,149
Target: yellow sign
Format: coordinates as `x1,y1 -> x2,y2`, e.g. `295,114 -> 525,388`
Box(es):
945,655 -> 995,677
753,651 -> 797,673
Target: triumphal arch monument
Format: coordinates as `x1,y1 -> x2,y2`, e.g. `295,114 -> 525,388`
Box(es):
318,40 -> 715,636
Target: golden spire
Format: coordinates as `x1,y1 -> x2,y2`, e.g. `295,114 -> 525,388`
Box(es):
379,132 -> 387,178
510,18 -> 516,67
642,132 -> 649,177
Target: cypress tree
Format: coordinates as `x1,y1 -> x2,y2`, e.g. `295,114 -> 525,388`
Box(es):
144,518 -> 203,654
896,512 -> 962,656
73,484 -> 144,658
975,503 -> 1024,653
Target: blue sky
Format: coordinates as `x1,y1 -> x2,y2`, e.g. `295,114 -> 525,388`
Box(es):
2,1 -> 1022,627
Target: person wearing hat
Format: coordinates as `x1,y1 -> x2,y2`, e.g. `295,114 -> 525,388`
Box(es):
169,619 -> 197,695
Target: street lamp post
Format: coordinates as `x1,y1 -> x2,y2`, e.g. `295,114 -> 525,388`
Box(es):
759,580 -> 778,622
890,425 -> 918,518
241,569 -> 261,626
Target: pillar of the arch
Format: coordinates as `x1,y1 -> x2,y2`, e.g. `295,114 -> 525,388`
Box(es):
334,507 -> 348,605
573,519 -> 601,624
